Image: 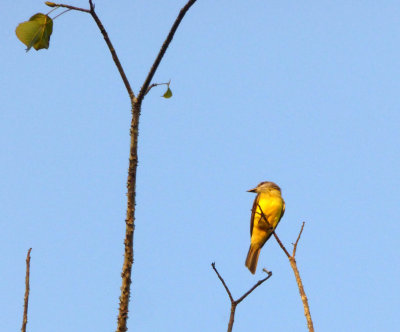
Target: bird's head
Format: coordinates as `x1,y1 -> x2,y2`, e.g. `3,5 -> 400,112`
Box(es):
247,181 -> 281,194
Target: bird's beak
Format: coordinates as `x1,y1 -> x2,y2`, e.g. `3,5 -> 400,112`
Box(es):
247,188 -> 257,193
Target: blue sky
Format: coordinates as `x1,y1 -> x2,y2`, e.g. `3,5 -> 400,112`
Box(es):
2,1 -> 400,331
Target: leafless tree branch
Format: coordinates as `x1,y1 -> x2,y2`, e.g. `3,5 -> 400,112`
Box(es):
292,222 -> 305,257
44,2 -> 198,331
211,262 -> 272,332
287,223 -> 314,332
87,0 -> 135,101
211,262 -> 234,303
53,1 -> 135,100
49,3 -> 91,13
116,2 -> 198,330
137,0 -> 198,103
257,205 -> 314,332
21,248 -> 32,332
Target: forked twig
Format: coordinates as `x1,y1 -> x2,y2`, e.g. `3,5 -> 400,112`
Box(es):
257,205 -> 314,332
21,248 -> 32,332
212,263 -> 272,332
292,222 -> 305,256
48,2 -> 198,332
116,2 -> 197,331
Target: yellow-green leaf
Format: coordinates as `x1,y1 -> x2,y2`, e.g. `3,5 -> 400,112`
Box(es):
162,87 -> 173,99
45,2 -> 58,7
15,13 -> 53,52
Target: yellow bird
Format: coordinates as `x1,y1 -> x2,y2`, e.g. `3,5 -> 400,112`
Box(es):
245,181 -> 285,274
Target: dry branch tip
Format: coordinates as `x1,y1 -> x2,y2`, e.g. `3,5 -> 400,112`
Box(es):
21,248 -> 32,332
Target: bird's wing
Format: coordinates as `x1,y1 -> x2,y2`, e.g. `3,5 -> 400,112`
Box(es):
281,199 -> 285,219
250,194 -> 259,236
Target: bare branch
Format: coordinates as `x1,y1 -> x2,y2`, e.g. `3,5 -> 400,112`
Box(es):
50,3 -> 90,13
53,2 -> 135,100
21,248 -> 32,332
288,223 -> 313,332
46,3 -> 197,331
116,103 -> 139,332
292,222 -> 305,257
235,270 -> 272,305
116,3 -> 197,327
289,257 -> 314,332
256,205 -> 313,331
272,231 -> 291,258
211,263 -> 272,332
211,262 -> 234,303
87,2 -> 135,100
137,0 -> 198,103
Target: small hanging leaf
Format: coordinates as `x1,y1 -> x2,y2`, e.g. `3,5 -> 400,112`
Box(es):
45,2 -> 58,7
16,13 -> 53,52
162,87 -> 173,99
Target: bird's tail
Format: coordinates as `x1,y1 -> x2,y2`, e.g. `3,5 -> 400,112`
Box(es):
245,244 -> 261,274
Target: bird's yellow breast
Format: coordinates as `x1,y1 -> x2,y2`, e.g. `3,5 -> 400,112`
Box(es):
254,193 -> 284,230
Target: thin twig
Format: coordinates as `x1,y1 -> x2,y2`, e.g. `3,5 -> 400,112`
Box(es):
50,3 -> 90,13
53,1 -> 135,100
21,248 -> 32,332
257,205 -> 314,332
145,81 -> 170,96
211,262 -> 234,303
88,0 -> 135,100
137,0 -> 198,103
287,223 -> 313,332
272,232 -> 291,258
292,222 -> 305,257
235,270 -> 272,305
52,9 -> 72,20
211,263 -> 272,332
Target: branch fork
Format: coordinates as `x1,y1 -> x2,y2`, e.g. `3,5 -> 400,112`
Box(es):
45,2 -> 198,331
211,262 -> 272,332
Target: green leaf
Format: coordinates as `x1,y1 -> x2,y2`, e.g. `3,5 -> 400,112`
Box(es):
16,13 -> 53,52
162,87 -> 173,99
